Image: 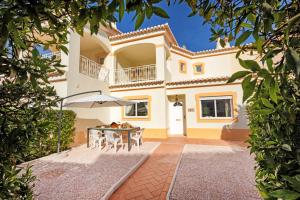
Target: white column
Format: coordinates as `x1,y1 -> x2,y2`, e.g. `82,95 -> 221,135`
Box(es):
155,45 -> 166,80
66,31 -> 81,96
155,45 -> 168,136
108,52 -> 116,85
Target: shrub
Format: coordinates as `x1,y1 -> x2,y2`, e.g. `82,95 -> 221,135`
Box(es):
247,79 -> 300,199
0,108 -> 76,199
23,110 -> 76,161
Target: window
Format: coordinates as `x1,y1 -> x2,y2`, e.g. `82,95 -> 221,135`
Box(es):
179,61 -> 186,73
200,96 -> 232,118
124,100 -> 148,118
193,63 -> 205,74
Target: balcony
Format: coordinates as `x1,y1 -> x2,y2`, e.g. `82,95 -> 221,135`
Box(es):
79,55 -> 109,81
114,64 -> 156,84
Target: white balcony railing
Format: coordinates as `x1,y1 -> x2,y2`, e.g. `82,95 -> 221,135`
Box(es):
41,51 -> 61,59
79,55 -> 103,79
115,64 -> 156,84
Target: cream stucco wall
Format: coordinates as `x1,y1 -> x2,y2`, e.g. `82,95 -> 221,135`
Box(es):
109,88 -> 168,129
109,35 -> 168,84
166,84 -> 248,129
49,25 -> 255,140
51,81 -> 68,98
50,31 -> 111,124
167,51 -> 247,82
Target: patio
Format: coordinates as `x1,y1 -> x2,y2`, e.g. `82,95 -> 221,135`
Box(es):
28,138 -> 259,200
110,139 -> 259,200
168,144 -> 260,200
30,142 -> 160,200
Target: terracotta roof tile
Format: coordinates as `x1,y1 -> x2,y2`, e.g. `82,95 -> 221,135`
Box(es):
170,45 -> 239,58
109,23 -> 178,45
109,80 -> 164,89
166,76 -> 230,86
110,24 -> 243,57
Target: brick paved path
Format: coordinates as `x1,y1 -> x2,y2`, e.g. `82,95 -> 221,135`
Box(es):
110,143 -> 184,200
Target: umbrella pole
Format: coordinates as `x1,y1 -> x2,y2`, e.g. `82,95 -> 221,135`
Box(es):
57,100 -> 63,153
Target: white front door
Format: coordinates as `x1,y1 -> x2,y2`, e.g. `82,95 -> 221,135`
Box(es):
168,102 -> 184,135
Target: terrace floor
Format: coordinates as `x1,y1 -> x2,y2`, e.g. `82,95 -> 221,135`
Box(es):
29,137 -> 258,200
109,138 -> 257,200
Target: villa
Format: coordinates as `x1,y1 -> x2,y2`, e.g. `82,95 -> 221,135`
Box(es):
47,23 -> 255,144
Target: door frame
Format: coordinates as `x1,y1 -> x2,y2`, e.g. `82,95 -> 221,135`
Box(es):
167,94 -> 187,137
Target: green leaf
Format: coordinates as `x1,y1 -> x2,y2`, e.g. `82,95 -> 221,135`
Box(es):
262,2 -> 273,15
235,30 -> 251,46
59,45 -> 68,54
263,18 -> 273,33
188,11 -> 197,17
269,79 -> 279,103
145,6 -> 153,19
227,71 -> 251,83
247,13 -> 256,24
252,17 -> 260,40
259,109 -> 273,115
261,98 -> 274,109
266,58 -> 273,72
30,75 -> 37,89
239,59 -> 261,71
134,12 -> 145,30
283,175 -> 300,193
242,75 -> 256,102
286,47 -> 300,77
282,144 -> 292,151
152,7 -> 169,18
270,189 -> 300,200
256,37 -> 263,53
258,68 -> 271,79
241,22 -> 252,29
285,12 -> 300,44
118,0 -> 125,21
32,48 -> 39,57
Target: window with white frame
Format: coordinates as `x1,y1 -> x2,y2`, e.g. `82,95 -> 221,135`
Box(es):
200,96 -> 233,118
124,100 -> 148,117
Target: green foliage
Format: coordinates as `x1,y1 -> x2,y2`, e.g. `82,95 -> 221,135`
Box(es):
0,0 -> 173,198
1,0 -> 299,198
23,110 -> 76,161
193,0 -> 300,199
247,78 -> 300,199
0,107 -> 76,199
0,166 -> 35,199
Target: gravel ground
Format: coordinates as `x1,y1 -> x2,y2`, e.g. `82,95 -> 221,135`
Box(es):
29,142 -> 160,200
169,144 -> 260,200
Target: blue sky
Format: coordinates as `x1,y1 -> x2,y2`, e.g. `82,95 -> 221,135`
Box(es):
116,2 -> 215,52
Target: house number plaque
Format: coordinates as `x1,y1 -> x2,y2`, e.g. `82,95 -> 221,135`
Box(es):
188,108 -> 195,112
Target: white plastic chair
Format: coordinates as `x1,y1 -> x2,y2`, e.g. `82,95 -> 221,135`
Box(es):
104,130 -> 124,152
89,129 -> 105,150
131,128 -> 144,151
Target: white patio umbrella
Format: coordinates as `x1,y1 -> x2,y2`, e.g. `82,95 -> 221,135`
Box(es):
63,94 -> 134,108
56,91 -> 135,153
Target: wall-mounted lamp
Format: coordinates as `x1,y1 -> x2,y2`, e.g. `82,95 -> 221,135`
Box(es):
173,95 -> 182,107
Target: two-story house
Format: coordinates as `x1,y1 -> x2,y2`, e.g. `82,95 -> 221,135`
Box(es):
47,23 -> 253,144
